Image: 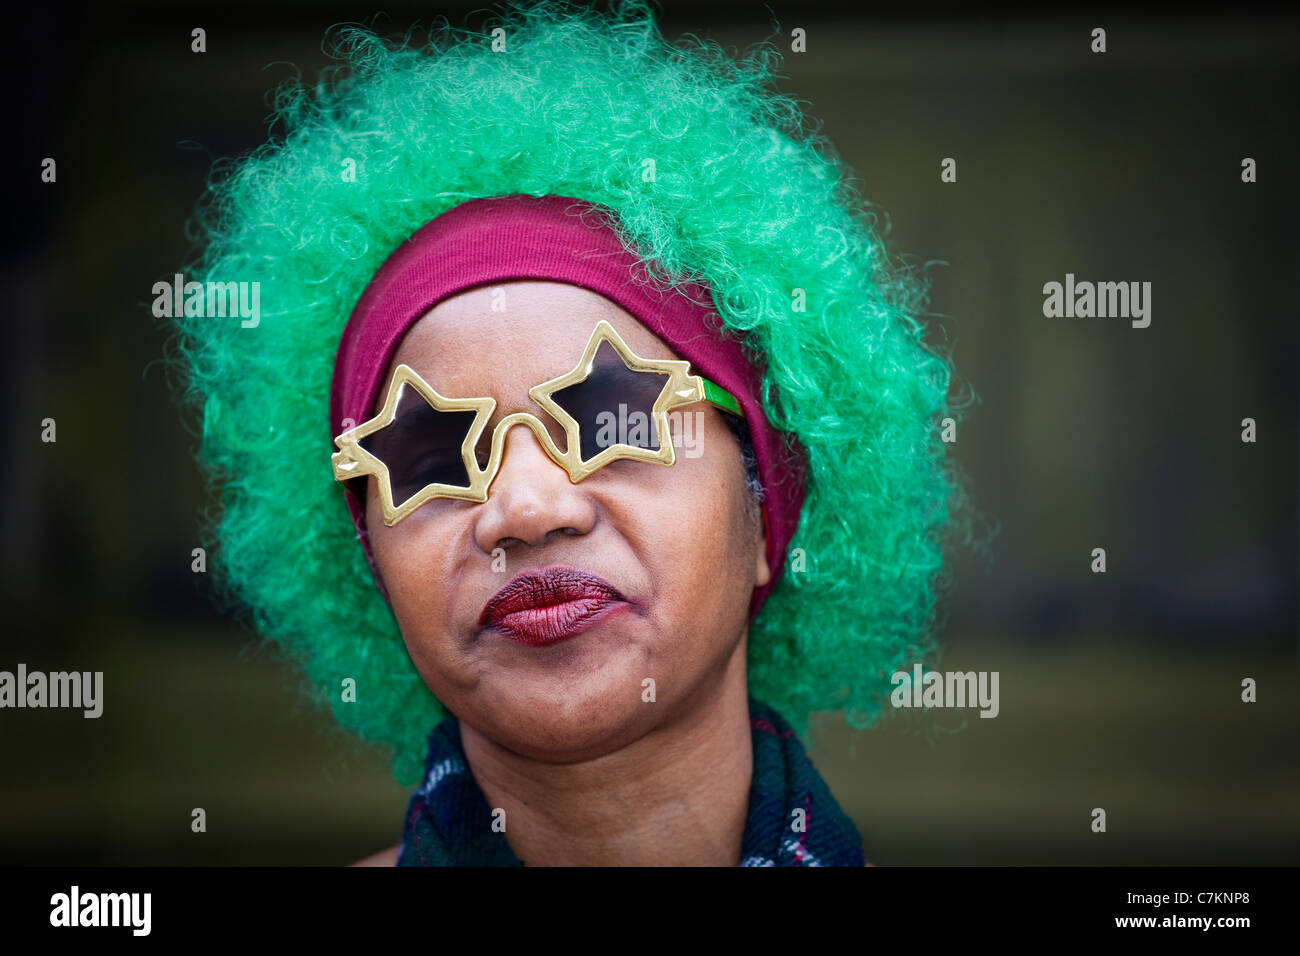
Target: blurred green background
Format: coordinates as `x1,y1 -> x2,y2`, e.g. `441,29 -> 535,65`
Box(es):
3,1 -> 1297,864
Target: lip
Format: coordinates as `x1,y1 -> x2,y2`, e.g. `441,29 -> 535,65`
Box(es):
478,566 -> 629,647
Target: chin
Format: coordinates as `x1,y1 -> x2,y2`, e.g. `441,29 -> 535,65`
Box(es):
464,674 -> 666,763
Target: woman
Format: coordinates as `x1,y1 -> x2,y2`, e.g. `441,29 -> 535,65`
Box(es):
171,1 -> 967,866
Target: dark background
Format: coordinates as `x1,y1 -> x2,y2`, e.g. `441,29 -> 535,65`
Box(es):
3,1 -> 1297,864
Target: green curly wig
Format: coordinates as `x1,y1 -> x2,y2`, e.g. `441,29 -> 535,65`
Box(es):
170,0 -> 971,784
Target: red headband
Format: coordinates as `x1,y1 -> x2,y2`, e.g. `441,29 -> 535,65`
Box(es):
330,194 -> 807,619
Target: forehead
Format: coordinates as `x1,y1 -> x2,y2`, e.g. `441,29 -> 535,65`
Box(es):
385,280 -> 681,400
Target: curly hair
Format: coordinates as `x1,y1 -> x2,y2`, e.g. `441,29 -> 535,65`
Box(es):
169,0 -> 973,784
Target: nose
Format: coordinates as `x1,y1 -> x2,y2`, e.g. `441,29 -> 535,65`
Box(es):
472,420 -> 597,556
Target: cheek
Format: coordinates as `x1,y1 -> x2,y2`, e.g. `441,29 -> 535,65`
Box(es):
621,420 -> 756,629
364,489 -> 470,687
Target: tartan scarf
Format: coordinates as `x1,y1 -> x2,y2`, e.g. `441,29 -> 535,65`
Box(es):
396,697 -> 866,866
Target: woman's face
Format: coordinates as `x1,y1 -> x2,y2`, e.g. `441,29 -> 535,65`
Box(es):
365,280 -> 769,762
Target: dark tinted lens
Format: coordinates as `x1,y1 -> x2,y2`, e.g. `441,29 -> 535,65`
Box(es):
549,340 -> 668,462
359,383 -> 478,505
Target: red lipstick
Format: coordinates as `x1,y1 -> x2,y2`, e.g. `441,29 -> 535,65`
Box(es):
479,566 -> 628,647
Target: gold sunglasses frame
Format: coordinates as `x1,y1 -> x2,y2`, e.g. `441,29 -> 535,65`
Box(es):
331,319 -> 745,526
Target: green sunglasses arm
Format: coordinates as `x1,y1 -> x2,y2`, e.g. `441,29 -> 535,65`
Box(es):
700,377 -> 744,419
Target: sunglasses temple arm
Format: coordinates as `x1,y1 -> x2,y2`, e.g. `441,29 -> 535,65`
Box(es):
699,376 -> 745,419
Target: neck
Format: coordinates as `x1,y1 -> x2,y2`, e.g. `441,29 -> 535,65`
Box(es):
458,643 -> 753,866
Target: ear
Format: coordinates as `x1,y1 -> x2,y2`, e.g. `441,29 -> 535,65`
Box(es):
754,502 -> 771,589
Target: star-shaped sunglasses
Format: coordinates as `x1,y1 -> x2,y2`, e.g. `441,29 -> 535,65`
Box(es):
332,319 -> 746,526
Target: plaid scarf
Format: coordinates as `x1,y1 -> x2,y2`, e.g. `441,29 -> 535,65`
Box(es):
396,697 -> 865,866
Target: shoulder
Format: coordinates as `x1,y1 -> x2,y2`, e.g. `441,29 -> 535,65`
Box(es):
349,844 -> 400,867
